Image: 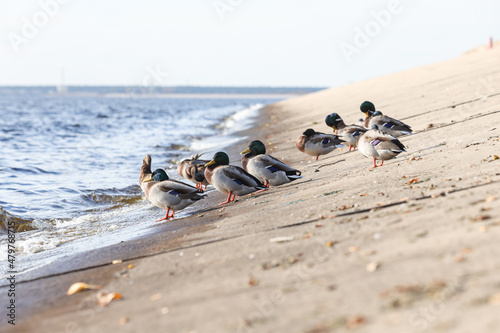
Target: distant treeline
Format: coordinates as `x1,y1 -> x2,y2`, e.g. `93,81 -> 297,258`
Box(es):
0,86 -> 325,95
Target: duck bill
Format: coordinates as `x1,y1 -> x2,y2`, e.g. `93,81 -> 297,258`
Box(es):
205,159 -> 216,167
240,148 -> 251,155
143,175 -> 153,182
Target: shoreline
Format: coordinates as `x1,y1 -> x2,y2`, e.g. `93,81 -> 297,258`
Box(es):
6,48 -> 500,332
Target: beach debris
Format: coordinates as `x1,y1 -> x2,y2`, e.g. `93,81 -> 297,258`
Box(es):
248,276 -> 259,286
249,254 -> 255,260
348,246 -> 359,253
346,315 -> 366,329
96,292 -> 123,307
66,282 -> 102,295
112,259 -> 123,264
359,193 -> 368,197
469,214 -> 491,222
270,236 -> 294,243
338,204 -> 354,210
454,255 -> 467,263
315,224 -> 323,228
303,232 -> 313,239
262,260 -> 280,270
362,250 -> 376,257
462,247 -> 474,254
480,225 -> 488,233
326,241 -> 337,247
161,307 -> 169,314
127,264 -> 134,269
150,293 -> 162,301
488,293 -> 500,306
366,261 -> 380,272
405,178 -> 419,185
485,196 -> 496,202
119,317 -> 129,325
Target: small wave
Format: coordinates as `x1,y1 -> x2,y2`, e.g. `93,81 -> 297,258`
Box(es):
0,206 -> 36,234
80,185 -> 143,207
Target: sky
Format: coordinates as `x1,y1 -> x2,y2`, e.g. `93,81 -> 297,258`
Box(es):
1,0 -> 499,87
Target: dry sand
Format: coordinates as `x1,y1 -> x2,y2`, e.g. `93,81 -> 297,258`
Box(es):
5,46 -> 500,333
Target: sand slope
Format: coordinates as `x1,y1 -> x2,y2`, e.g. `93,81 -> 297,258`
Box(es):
8,47 -> 500,333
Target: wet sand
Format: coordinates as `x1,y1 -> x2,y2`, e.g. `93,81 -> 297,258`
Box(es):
5,46 -> 500,332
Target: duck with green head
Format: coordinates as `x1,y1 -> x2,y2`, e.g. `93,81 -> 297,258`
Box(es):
240,140 -> 302,187
357,125 -> 406,169
140,155 -> 205,221
325,113 -> 368,151
204,151 -> 267,205
295,128 -> 345,160
360,101 -> 412,137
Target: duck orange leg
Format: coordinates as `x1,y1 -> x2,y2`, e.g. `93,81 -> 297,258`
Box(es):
219,192 -> 235,205
369,158 -> 384,169
157,208 -> 174,221
315,155 -> 319,161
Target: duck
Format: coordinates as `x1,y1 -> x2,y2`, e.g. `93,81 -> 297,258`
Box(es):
177,153 -> 210,190
357,125 -> 406,169
325,113 -> 368,151
140,155 -> 205,221
295,128 -> 345,160
360,101 -> 412,137
204,151 -> 267,205
240,140 -> 302,187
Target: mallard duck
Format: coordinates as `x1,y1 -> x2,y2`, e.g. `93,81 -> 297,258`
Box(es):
177,153 -> 210,190
295,128 -> 345,160
204,151 -> 267,205
325,113 -> 368,151
357,125 -> 406,169
140,155 -> 205,221
240,140 -> 302,187
360,101 -> 412,136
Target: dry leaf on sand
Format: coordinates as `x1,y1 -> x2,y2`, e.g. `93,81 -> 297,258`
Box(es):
66,282 -> 102,295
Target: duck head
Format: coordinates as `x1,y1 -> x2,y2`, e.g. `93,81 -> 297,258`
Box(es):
360,101 -> 376,117
325,113 -> 344,130
241,140 -> 266,156
303,128 -> 316,137
205,151 -> 230,168
143,169 -> 169,182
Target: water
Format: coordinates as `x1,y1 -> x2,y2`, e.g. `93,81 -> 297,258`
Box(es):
0,92 -> 281,277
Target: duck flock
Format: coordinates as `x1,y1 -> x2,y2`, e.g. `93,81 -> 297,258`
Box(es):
139,101 -> 412,221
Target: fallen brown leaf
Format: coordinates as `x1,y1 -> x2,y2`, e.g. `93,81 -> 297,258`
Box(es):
248,276 -> 259,287
469,215 -> 491,222
96,292 -> 123,307
346,315 -> 366,329
406,178 -> 419,185
66,282 -> 102,295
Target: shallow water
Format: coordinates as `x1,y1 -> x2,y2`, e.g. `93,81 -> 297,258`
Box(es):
0,93 -> 280,276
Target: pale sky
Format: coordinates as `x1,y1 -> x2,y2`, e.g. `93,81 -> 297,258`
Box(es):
1,0 -> 498,87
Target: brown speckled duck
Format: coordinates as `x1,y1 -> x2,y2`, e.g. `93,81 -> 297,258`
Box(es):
177,153 -> 210,190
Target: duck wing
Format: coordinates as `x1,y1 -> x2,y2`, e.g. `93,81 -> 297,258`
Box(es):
157,180 -> 205,200
366,130 -> 406,152
256,154 -> 302,176
223,166 -> 266,188
309,133 -> 345,147
370,115 -> 412,134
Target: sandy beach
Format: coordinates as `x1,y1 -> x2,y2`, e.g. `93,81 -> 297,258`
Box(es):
5,46 -> 500,333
